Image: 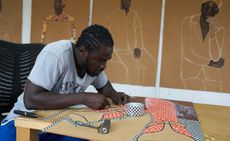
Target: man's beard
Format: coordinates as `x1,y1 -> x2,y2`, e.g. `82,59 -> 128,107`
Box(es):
84,56 -> 97,77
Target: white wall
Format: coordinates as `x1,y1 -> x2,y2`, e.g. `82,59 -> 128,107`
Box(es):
22,0 -> 230,106
85,84 -> 230,106
21,0 -> 32,43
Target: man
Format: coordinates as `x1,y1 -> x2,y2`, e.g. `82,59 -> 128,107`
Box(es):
0,24 -> 130,141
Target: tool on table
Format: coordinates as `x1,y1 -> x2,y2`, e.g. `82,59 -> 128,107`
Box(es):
14,110 -> 38,118
76,119 -> 111,134
98,119 -> 111,134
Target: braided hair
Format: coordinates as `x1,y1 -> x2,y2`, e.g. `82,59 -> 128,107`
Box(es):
75,24 -> 114,51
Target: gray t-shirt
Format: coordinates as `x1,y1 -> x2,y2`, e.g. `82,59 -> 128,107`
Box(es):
5,40 -> 108,121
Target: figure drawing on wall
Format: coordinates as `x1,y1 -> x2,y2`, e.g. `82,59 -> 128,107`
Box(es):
41,0 -> 76,43
103,0 -> 155,84
0,0 -> 10,41
180,0 -> 225,91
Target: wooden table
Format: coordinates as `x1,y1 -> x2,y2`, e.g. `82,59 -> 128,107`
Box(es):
15,99 -> 230,141
15,117 -> 50,141
15,106 -> 152,141
15,97 -> 147,141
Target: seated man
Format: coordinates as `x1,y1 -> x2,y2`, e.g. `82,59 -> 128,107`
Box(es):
0,24 -> 129,141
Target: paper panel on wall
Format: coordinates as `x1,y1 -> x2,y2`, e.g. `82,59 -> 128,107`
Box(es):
31,0 -> 89,44
0,0 -> 22,43
92,0 -> 161,86
161,0 -> 230,93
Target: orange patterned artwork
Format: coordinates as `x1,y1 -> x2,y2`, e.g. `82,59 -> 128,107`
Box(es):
35,98 -> 204,141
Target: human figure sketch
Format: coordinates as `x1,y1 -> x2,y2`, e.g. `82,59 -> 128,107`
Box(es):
180,0 -> 225,91
0,0 -> 2,13
0,0 -> 10,41
41,0 -> 76,43
103,0 -> 155,85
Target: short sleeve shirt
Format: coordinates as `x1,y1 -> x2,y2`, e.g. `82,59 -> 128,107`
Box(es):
5,40 -> 108,121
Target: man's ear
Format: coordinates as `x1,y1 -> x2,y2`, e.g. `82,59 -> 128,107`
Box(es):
79,46 -> 88,56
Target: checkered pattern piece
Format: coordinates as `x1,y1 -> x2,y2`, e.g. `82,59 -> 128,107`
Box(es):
42,117 -> 68,132
171,122 -> 193,138
179,119 -> 204,141
42,109 -> 69,121
132,113 -> 154,141
125,103 -> 145,117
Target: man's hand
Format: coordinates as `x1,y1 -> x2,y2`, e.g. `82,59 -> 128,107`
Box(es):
96,81 -> 130,106
84,93 -> 110,110
111,92 -> 130,105
208,57 -> 224,68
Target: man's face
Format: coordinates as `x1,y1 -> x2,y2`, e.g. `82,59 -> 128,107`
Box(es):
0,0 -> 2,13
85,46 -> 113,76
54,0 -> 65,15
201,1 -> 219,17
121,0 -> 131,10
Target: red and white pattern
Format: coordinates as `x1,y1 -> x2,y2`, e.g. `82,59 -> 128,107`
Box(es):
144,122 -> 164,133
102,112 -> 124,119
94,109 -> 114,113
145,98 -> 193,138
145,98 -> 178,122
171,123 -> 193,138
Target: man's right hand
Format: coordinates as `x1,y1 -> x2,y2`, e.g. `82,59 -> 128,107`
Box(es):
83,93 -> 110,110
208,57 -> 224,68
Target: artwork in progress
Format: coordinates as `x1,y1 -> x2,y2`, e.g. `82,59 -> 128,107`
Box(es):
35,98 -> 204,141
180,0 -> 225,91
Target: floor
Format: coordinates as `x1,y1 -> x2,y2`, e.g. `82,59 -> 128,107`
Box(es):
195,104 -> 230,141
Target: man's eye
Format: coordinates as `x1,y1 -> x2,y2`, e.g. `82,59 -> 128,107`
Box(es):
98,60 -> 103,64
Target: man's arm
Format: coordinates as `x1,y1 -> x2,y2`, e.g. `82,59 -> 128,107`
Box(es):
97,81 -> 129,105
24,80 -> 110,110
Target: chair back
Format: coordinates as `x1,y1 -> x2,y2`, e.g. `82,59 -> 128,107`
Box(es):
0,40 -> 45,113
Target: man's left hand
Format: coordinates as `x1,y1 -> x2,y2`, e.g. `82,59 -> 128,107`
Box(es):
112,92 -> 130,105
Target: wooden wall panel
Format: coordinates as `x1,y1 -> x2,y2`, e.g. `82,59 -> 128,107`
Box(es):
92,0 -> 161,86
0,0 -> 22,43
161,0 -> 230,93
31,0 -> 89,44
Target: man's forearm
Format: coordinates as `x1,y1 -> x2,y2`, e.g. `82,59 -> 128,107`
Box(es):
24,92 -> 89,110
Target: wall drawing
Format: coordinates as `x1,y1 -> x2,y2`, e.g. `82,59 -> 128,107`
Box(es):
0,0 -> 10,40
102,0 -> 156,85
180,0 -> 225,91
0,0 -> 22,42
40,0 -> 76,43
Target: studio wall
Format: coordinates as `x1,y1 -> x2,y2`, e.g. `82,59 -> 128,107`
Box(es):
0,0 -> 22,43
161,0 -> 230,93
30,0 -> 89,44
92,0 -> 161,86
2,0 -> 230,95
